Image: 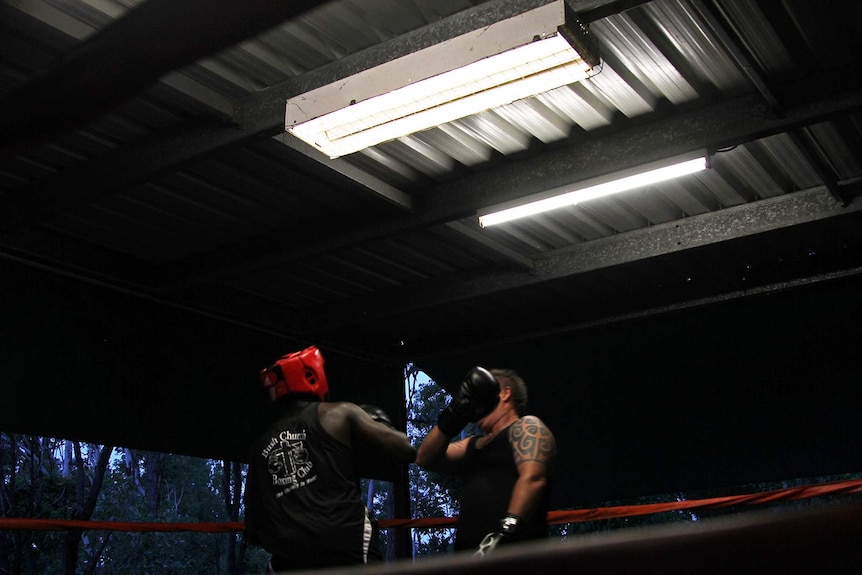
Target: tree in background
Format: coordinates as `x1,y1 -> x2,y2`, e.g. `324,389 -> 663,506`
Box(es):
222,459 -> 246,575
5,372 -> 861,572
96,451 -> 252,574
404,365 -> 474,557
1,434 -> 76,574
1,366 -> 465,570
62,441 -> 112,575
0,438 -> 271,574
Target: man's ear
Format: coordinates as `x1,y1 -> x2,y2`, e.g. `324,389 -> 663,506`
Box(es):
500,386 -> 512,402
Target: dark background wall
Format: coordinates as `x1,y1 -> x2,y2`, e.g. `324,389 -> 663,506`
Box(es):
3,259 -> 861,508
0,260 -> 404,462
416,273 -> 862,508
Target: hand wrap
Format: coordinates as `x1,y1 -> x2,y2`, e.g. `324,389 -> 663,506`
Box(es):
473,514 -> 521,558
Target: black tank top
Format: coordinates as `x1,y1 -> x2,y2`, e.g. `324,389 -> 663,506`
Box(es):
454,423 -> 550,551
245,403 -> 371,561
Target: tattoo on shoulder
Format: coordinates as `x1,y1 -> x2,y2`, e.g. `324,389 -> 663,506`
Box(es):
510,416 -> 556,466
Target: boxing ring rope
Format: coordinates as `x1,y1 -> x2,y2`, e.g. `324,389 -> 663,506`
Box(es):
2,476 -> 861,533
381,476 -> 862,529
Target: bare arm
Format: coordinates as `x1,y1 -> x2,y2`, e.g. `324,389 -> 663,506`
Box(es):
506,416 -> 556,520
416,426 -> 469,472
339,402 -> 417,463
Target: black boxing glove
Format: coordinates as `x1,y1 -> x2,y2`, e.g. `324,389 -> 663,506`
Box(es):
360,404 -> 396,429
437,366 -> 500,436
473,513 -> 521,558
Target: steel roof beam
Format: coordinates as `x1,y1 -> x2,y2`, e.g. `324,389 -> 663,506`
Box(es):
297,186 -> 862,333
0,0 -> 622,232
0,0 -> 329,153
154,67 -> 862,290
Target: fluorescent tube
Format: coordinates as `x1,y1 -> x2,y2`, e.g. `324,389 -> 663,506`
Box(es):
285,0 -> 599,158
478,155 -> 709,227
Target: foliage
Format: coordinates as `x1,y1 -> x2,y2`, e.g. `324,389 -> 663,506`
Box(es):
2,367 -> 464,571
404,365 -> 473,557
1,435 -> 75,574
0,437 -> 269,575
5,370 -> 862,571
92,452 -> 227,574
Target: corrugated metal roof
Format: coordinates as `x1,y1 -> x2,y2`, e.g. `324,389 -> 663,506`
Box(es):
1,0 -> 861,363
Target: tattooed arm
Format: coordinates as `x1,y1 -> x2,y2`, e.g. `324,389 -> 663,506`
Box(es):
506,415 -> 556,521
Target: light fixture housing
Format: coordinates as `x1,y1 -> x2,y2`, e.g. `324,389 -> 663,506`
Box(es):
478,152 -> 710,227
285,0 -> 600,159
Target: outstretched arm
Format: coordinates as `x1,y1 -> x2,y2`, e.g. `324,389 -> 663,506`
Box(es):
320,402 -> 417,463
417,367 -> 500,472
350,403 -> 417,463
416,426 -> 469,472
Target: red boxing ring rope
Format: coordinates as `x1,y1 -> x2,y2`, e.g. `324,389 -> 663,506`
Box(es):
2,477 -> 861,533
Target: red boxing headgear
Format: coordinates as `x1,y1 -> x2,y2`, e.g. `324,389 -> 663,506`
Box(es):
260,345 -> 329,402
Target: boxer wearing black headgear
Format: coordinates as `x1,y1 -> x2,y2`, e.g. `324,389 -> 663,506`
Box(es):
416,367 -> 556,556
437,366 -> 501,436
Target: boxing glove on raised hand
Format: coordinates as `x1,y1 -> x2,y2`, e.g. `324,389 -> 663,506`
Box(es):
437,367 -> 500,436
360,404 -> 396,429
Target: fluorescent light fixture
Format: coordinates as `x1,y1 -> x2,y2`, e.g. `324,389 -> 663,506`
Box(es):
478,153 -> 710,227
285,0 -> 600,158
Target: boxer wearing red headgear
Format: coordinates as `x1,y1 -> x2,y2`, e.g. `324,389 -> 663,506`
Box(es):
260,345 -> 329,402
245,345 -> 416,572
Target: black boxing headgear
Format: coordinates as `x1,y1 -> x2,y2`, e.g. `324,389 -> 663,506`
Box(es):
260,345 -> 329,402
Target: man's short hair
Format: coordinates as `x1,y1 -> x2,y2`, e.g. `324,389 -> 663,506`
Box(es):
491,368 -> 528,416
